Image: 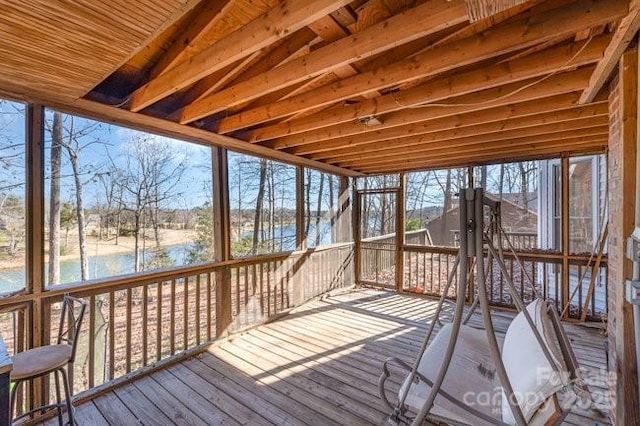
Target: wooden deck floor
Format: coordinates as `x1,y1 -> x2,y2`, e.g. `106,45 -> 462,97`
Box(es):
46,289 -> 611,426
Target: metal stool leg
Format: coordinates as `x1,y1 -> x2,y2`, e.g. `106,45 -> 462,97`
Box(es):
9,378 -> 21,424
59,367 -> 75,426
54,369 -> 64,426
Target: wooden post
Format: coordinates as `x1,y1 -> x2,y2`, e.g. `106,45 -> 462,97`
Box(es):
353,179 -> 361,286
25,104 -> 45,407
212,147 -> 232,338
612,47 -> 640,423
395,173 -> 406,293
561,155 -> 570,318
296,166 -> 306,250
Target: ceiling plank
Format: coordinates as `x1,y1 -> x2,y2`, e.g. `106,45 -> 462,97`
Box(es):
246,36 -> 608,142
325,119 -> 609,164
297,101 -> 607,157
178,0 -> 469,123
128,0 -> 352,112
580,0 -> 640,103
268,66 -> 595,151
218,0 -> 626,134
147,0 -> 235,80
340,129 -> 608,168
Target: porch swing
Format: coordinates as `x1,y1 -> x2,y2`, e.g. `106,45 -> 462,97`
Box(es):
378,188 -> 592,426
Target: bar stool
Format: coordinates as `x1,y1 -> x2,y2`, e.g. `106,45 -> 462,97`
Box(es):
10,295 -> 87,425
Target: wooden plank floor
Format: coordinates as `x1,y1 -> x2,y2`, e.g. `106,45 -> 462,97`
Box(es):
44,289 -> 611,425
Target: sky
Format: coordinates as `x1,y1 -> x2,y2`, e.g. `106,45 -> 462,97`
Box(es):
0,100 -> 214,210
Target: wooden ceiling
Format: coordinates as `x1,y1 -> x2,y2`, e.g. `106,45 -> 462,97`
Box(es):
1,0 -> 639,176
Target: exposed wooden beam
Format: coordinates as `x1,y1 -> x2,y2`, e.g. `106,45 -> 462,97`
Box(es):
178,0 -> 470,124
347,133 -> 607,168
326,121 -> 609,164
355,141 -> 607,174
1,87 -> 360,177
299,102 -> 608,157
147,0 -> 234,80
580,0 -> 640,103
245,35 -> 608,142
269,66 -> 595,151
220,0 -> 626,134
128,0 -> 352,112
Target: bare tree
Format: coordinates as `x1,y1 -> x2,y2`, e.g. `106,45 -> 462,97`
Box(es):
118,136 -> 186,272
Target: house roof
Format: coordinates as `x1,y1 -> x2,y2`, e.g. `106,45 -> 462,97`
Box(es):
0,0 -> 633,176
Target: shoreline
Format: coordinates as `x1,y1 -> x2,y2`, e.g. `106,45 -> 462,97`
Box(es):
0,229 -> 196,271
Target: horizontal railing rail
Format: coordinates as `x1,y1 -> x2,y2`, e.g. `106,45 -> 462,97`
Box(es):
1,243 -> 354,414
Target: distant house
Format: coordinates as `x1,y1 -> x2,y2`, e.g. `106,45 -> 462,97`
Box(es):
425,193 -> 538,247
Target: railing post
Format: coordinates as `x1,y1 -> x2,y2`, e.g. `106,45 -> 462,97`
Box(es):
26,104 -> 46,408
212,147 -> 232,338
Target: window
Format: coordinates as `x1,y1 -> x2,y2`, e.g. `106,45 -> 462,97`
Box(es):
43,110 -> 214,285
227,152 -> 296,256
0,100 -> 26,294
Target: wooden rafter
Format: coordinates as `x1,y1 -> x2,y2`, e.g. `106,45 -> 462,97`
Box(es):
146,0 -> 235,80
212,0 -> 625,134
244,35 -> 609,141
178,0 -> 470,124
297,102 -> 608,158
323,120 -> 609,164
128,0 -> 352,112
355,141 -> 607,174
344,131 -> 608,168
580,0 -> 640,103
267,66 -> 595,152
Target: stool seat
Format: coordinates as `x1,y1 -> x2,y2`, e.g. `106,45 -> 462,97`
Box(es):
11,345 -> 72,381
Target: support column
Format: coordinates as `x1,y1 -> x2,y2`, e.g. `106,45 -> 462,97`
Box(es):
609,48 -> 640,423
353,179 -> 361,286
561,155 -> 570,318
395,173 -> 405,293
26,104 -> 45,407
296,167 -> 306,250
212,147 -> 231,338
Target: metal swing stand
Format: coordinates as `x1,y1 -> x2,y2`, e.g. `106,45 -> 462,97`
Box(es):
379,188 -> 590,426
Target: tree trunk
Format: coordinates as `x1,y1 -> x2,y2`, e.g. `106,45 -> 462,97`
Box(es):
69,153 -> 89,281
48,112 -> 63,285
252,159 -> 267,255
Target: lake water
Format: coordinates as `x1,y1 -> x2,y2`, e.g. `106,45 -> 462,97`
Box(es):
0,223 -> 334,294
0,243 -> 192,294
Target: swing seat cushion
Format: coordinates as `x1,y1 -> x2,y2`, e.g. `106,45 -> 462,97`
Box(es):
500,299 -> 566,424
399,323 -> 501,426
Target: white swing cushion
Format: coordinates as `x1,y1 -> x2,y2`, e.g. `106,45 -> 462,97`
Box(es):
399,323 -> 501,426
501,299 -> 566,424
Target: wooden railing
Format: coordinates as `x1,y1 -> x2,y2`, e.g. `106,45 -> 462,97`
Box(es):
402,246 -> 607,321
451,230 -> 538,250
0,243 -> 354,410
